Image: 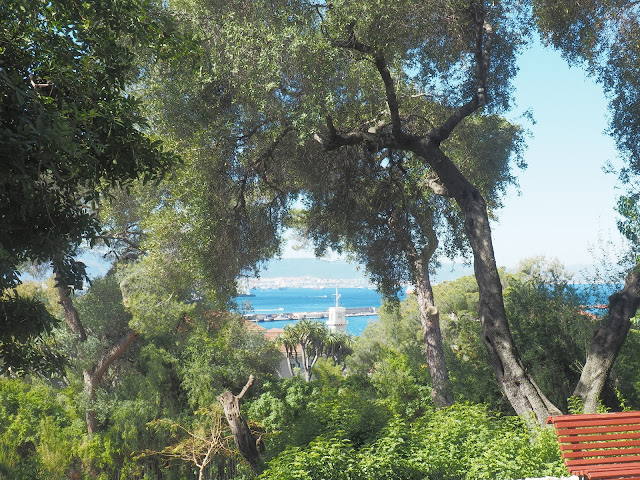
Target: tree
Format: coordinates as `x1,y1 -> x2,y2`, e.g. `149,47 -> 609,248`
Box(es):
533,0 -> 640,412
300,0 -> 561,423
218,375 -> 263,472
157,0 -> 557,422
0,0 -> 175,370
155,0 -> 640,422
280,320 -> 328,382
295,113 -> 523,407
55,271 -> 139,435
325,331 -> 354,370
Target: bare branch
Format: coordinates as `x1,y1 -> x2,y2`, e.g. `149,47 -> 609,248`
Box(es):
29,73 -> 52,90
237,374 -> 255,400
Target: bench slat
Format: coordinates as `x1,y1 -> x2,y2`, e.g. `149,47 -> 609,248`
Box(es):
562,447 -> 640,459
555,425 -> 640,436
566,454 -> 640,466
579,464 -> 640,480
558,432 -> 640,443
549,412 -> 640,423
560,441 -> 640,452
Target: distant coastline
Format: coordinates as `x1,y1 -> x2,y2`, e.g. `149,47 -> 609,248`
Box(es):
246,258 -> 477,289
242,258 -> 601,289
241,275 -> 374,290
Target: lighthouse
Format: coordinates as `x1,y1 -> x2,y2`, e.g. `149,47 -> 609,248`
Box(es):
326,287 -> 347,333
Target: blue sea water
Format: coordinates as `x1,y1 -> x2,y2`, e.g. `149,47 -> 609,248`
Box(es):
234,283 -> 620,336
235,287 -> 388,336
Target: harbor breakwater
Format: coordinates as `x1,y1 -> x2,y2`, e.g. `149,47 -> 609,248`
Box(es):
245,306 -> 378,323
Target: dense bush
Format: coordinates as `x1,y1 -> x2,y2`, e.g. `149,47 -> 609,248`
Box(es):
259,404 -> 566,480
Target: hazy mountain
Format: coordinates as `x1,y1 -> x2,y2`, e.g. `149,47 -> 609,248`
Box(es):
258,257 -> 475,283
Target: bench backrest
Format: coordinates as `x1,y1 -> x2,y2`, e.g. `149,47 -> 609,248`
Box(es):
547,411 -> 640,475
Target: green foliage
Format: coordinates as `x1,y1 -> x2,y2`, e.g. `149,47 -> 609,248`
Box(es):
249,373 -> 388,458
431,275 -> 505,407
567,396 -> 584,415
248,377 -> 315,434
503,258 -> 596,411
369,352 -> 432,418
610,328 -> 640,409
0,291 -> 64,376
0,0 -> 175,285
348,301 -> 433,416
0,378 -> 84,479
180,315 -> 282,408
259,403 -> 566,480
0,307 -> 283,478
0,0 -> 176,373
259,435 -> 358,480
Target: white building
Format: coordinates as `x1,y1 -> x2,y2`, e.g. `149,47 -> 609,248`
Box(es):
326,287 -> 347,333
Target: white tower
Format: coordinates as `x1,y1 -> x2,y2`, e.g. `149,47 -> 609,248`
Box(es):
326,287 -> 347,333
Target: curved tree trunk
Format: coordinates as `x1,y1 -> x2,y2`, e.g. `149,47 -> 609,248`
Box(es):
55,261 -> 139,434
573,266 -> 640,412
83,330 -> 139,434
414,142 -> 561,423
314,5 -> 559,423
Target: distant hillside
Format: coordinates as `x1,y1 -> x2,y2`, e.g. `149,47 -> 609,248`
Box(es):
258,258 -> 365,279
258,257 -> 475,283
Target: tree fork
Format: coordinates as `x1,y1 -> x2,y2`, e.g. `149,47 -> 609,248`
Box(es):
573,265 -> 640,412
218,375 -> 263,472
55,263 -> 139,434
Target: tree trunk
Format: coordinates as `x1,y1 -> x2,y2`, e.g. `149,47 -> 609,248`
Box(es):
414,258 -> 454,408
314,11 -> 558,422
83,330 -> 139,434
415,141 -> 561,423
573,266 -> 640,412
218,375 -> 262,472
55,264 -> 139,434
54,267 -> 87,342
299,341 -> 311,381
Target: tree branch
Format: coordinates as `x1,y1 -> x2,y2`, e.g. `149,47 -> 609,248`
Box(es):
429,6 -> 494,143
424,176 -> 451,197
331,25 -> 403,136
54,265 -> 87,342
237,374 -> 255,400
89,329 -> 140,390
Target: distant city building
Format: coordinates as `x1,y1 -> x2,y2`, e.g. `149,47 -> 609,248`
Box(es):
326,287 -> 347,333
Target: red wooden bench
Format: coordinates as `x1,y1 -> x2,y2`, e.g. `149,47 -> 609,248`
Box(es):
547,411 -> 640,480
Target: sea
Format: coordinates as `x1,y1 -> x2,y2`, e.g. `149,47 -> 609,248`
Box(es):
235,283 -> 621,336
234,287 -> 390,336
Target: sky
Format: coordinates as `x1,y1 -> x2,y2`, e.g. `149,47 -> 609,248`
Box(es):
281,39 -> 626,272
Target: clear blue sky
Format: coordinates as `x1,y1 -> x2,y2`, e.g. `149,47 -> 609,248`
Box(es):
492,40 -> 623,269
282,39 -> 625,271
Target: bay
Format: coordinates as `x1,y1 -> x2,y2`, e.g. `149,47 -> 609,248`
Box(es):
235,287 -> 389,336
235,283 -> 620,337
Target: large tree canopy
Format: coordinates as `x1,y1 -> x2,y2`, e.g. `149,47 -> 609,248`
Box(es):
156,0 -> 563,422
0,0 -> 176,371
0,0 -> 174,288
